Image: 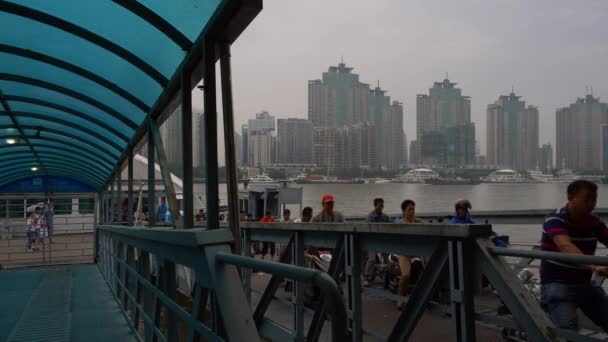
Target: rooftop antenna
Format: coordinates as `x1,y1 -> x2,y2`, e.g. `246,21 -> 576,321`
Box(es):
586,86 -> 589,95
591,86 -> 594,96
341,55 -> 344,64
377,80 -> 380,88
445,72 -> 449,80
511,84 -> 514,94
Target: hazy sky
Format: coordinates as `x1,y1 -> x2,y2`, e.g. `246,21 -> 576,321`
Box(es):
193,0 -> 607,157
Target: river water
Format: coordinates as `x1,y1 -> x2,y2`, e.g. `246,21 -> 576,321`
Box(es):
196,182 -> 608,243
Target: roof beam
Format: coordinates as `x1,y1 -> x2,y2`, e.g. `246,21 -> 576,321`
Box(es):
0,44 -> 150,112
0,161 -> 106,182
0,151 -> 111,171
0,0 -> 168,86
0,124 -> 122,157
0,158 -> 109,180
3,95 -> 131,141
0,73 -> 139,130
0,170 -> 101,188
101,0 -> 263,191
0,89 -> 45,174
28,138 -> 115,164
111,0 -> 192,51
6,111 -> 127,149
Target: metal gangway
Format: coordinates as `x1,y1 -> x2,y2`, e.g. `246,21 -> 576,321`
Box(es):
1,1 -> 608,341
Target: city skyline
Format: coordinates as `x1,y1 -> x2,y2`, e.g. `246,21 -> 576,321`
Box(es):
196,0 -> 606,161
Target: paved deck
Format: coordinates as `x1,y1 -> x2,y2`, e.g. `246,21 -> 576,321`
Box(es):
0,265 -> 137,342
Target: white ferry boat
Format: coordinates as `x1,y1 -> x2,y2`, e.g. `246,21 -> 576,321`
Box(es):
483,169 -> 527,183
248,174 -> 276,184
392,168 -> 440,183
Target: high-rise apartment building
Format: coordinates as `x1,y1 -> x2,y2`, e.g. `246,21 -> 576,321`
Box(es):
234,132 -> 242,166
556,95 -> 608,170
538,143 -> 553,172
308,62 -> 403,169
247,111 -> 276,167
403,133 -> 408,166
416,78 -> 474,166
277,119 -> 314,164
486,92 -> 539,171
602,125 -> 608,171
241,125 -> 249,166
409,140 -> 419,166
314,123 -> 375,170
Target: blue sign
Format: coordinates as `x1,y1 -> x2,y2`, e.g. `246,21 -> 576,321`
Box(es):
0,176 -> 96,193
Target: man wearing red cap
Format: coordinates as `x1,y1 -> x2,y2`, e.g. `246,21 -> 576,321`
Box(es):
311,194 -> 345,223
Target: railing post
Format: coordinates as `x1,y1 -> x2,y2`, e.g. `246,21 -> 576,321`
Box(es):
448,239 -> 476,342
293,231 -> 305,341
181,67 -> 194,229
241,226 -> 252,305
109,182 -> 114,224
345,233 -> 362,342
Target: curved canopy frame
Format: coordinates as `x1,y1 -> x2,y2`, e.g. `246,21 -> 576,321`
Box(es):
0,0 -> 261,191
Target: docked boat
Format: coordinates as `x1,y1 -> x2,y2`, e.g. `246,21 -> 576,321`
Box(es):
392,168 -> 440,183
425,177 -> 481,185
528,170 -> 554,183
248,173 -> 276,184
294,175 -> 365,184
483,169 -> 527,183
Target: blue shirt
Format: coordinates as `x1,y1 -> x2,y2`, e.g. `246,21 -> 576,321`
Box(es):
367,210 -> 390,223
541,206 -> 608,284
157,204 -> 167,222
450,215 -> 475,224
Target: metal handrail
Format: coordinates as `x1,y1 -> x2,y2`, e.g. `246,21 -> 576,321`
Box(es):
489,246 -> 608,266
215,251 -> 349,341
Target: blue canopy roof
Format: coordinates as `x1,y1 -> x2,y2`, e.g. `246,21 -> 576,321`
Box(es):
0,0 -> 260,190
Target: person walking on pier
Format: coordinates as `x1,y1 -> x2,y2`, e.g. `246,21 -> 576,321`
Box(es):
395,199 -> 424,310
541,180 -> 608,332
294,207 -> 313,223
260,211 -> 276,260
364,198 -> 391,284
311,194 -> 345,223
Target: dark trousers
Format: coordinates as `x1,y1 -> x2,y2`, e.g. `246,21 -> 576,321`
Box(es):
542,282 -> 608,331
261,242 -> 275,257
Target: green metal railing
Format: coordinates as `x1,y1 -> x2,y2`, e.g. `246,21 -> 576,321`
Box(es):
96,224 -> 347,342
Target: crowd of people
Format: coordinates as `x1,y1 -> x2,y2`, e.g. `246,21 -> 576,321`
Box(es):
25,203 -> 54,251
241,179 -> 608,332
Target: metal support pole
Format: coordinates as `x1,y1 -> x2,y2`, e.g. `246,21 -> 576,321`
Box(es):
345,234 -> 363,342
94,192 -> 99,262
109,181 -> 115,224
181,67 -> 194,229
220,42 -> 240,250
147,131 -> 156,226
127,152 -> 134,226
203,40 -> 219,229
293,231 -> 305,342
117,171 -> 122,224
149,118 -> 181,226
448,239 -> 476,342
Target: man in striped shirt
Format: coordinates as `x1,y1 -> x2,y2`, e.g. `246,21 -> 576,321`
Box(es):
541,180 -> 608,332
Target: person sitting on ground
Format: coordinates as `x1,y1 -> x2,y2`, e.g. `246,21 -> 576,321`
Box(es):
395,199 -> 424,310
364,198 -> 391,284
541,180 -> 608,332
311,195 -> 345,223
294,207 -> 313,223
260,211 -> 276,260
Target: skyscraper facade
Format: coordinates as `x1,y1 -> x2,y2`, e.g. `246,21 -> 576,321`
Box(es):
234,132 -> 242,166
308,62 -> 403,169
314,123 -> 376,170
486,92 -> 539,171
416,78 -> 474,166
241,125 -> 249,166
538,143 -> 553,172
556,95 -> 608,170
247,111 -> 276,167
277,119 -> 314,164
